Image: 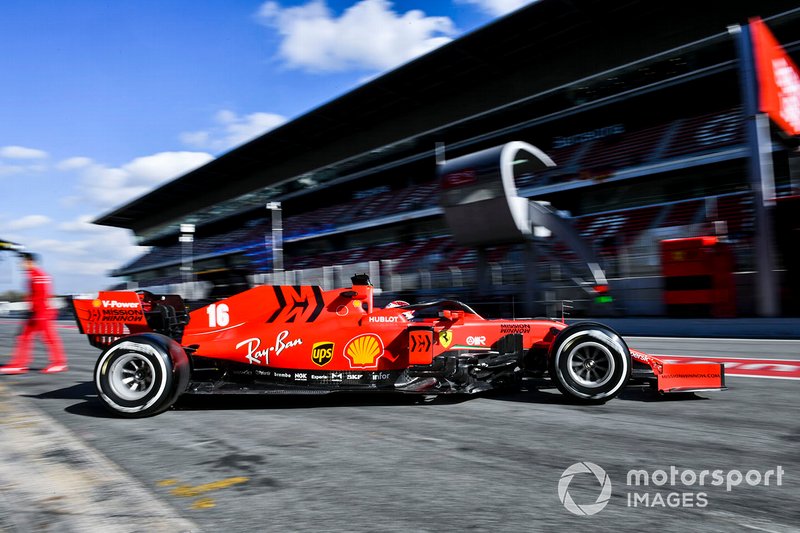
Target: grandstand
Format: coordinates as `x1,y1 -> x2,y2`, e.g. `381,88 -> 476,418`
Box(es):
96,0 -> 800,317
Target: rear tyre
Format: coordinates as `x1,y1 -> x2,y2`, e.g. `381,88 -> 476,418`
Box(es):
549,323 -> 631,403
95,333 -> 189,418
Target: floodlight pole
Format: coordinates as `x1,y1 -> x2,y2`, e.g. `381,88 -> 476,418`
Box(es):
179,223 -> 195,285
267,202 -> 283,284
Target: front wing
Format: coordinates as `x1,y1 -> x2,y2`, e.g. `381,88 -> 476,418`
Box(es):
630,349 -> 726,393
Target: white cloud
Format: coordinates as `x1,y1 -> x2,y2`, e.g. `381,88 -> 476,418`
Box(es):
0,163 -> 24,176
0,216 -> 126,294
180,110 -> 287,152
0,146 -> 49,177
2,147 -> 210,293
24,223 -> 148,286
5,214 -> 52,231
456,0 -> 535,17
28,238 -> 89,257
57,258 -> 129,277
57,214 -> 108,233
0,145 -> 49,160
257,0 -> 456,72
32,231 -> 139,261
57,156 -> 93,170
64,151 -> 214,209
121,151 -> 215,184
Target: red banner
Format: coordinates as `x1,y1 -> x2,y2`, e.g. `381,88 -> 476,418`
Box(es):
751,17 -> 800,136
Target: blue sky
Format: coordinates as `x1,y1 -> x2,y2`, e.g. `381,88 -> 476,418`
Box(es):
0,0 -> 534,294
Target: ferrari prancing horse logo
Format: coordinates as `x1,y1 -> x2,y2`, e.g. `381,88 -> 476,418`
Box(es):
438,330 -> 453,348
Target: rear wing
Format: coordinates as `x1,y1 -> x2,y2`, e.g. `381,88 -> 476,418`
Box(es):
72,290 -> 189,349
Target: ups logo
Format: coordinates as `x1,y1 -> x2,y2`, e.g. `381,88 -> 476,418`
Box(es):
311,342 -> 334,367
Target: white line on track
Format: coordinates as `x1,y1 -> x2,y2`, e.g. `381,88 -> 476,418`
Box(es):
651,353 -> 800,362
720,374 -> 800,381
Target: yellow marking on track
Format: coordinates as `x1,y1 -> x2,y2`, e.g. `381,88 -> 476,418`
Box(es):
191,497 -> 216,509
170,476 -> 249,498
157,479 -> 179,487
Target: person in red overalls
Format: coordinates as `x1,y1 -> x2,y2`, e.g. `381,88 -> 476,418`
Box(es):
1,252 -> 67,374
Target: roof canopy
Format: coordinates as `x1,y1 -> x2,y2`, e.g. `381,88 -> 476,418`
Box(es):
95,0 -> 800,239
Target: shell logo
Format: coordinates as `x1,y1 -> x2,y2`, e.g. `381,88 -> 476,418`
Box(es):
92,299 -> 102,308
344,334 -> 384,368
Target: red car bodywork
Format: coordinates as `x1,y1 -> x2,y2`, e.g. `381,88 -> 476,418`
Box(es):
73,277 -> 725,416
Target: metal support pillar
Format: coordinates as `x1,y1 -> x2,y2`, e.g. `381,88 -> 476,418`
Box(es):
179,223 -> 195,285
267,202 -> 283,286
523,240 -> 541,317
735,24 -> 780,316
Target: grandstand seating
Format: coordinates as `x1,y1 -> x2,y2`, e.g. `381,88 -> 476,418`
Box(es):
515,107 -> 745,191
661,199 -> 703,227
515,143 -> 585,187
122,189 -> 761,294
661,108 -> 744,159
577,204 -> 662,247
282,181 -> 439,240
120,106 -> 758,285
576,122 -> 671,174
122,192 -> 753,280
535,192 -> 757,278
389,236 -> 450,273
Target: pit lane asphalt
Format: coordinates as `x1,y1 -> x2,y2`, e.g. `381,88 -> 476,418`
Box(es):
0,321 -> 798,532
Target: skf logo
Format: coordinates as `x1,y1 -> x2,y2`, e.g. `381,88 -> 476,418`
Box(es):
311,342 -> 334,367
438,330 -> 453,348
344,334 -> 384,369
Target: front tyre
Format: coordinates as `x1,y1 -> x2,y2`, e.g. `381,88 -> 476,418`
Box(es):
95,333 -> 189,418
549,323 -> 631,403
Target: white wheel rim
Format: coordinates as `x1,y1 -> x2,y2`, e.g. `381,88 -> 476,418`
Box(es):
566,341 -> 615,388
108,352 -> 156,401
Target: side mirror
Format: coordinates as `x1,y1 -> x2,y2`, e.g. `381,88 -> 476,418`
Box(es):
441,310 -> 463,321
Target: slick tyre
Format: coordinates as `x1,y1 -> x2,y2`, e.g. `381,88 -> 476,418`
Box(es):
95,333 -> 189,418
549,323 -> 631,403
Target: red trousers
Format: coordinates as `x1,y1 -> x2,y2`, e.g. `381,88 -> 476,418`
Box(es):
10,315 -> 66,367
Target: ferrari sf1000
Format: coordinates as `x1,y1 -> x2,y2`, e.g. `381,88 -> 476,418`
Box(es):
72,275 -> 725,417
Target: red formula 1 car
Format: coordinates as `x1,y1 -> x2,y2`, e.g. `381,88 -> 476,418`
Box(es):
72,275 -> 725,417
